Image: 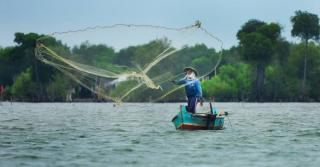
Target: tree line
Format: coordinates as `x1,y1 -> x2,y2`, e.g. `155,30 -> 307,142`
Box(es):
0,10 -> 319,102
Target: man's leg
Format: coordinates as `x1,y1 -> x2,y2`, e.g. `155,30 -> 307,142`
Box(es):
188,97 -> 197,113
187,97 -> 191,112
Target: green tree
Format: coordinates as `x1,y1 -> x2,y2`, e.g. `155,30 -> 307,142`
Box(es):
0,47 -> 14,86
202,76 -> 234,101
237,20 -> 281,101
13,33 -> 61,100
264,38 -> 290,101
287,42 -> 320,101
72,42 -> 116,66
219,46 -> 242,66
115,39 -> 171,68
47,74 -> 74,101
202,63 -> 253,101
291,10 -> 320,100
10,68 -> 38,100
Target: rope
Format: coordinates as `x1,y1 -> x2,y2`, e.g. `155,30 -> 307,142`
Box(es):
48,24 -> 197,36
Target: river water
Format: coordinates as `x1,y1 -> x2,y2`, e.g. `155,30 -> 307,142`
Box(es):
0,102 -> 319,167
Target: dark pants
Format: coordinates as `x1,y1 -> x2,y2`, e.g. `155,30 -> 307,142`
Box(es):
187,96 -> 198,113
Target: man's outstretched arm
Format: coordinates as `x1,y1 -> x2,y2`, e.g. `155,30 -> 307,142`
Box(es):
172,78 -> 187,85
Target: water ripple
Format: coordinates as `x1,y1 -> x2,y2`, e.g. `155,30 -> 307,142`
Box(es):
0,102 -> 319,167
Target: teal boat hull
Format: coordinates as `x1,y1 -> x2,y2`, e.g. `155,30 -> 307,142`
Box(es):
172,105 -> 224,130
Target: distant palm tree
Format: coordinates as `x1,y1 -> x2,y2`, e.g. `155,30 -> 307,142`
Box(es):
291,10 -> 320,100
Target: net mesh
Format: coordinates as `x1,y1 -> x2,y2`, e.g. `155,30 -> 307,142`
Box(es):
35,21 -> 223,104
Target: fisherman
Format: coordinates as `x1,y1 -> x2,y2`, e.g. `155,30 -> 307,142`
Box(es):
172,67 -> 203,113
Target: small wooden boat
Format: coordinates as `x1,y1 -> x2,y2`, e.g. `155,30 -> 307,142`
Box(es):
172,103 -> 225,130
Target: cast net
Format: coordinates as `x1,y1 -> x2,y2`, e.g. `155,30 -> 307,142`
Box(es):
35,21 -> 223,104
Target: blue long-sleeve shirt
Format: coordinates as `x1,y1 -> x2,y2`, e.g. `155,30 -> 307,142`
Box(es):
175,78 -> 202,98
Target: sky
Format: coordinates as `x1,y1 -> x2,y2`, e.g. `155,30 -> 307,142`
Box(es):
0,0 -> 319,49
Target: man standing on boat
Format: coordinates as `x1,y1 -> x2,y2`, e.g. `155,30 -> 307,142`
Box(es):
172,67 -> 203,113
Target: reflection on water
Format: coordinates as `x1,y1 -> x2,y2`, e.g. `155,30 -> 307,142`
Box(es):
0,102 -> 320,167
